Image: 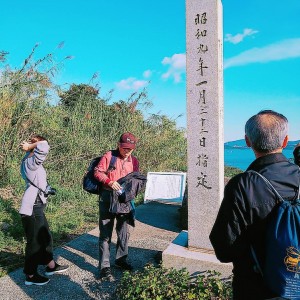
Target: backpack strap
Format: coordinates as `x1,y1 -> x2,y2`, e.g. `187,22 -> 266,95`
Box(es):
107,150 -> 118,172
132,155 -> 139,172
106,150 -> 138,172
23,174 -> 47,194
248,170 -> 285,203
248,170 -> 281,277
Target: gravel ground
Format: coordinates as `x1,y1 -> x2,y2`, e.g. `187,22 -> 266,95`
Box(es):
0,201 -> 181,300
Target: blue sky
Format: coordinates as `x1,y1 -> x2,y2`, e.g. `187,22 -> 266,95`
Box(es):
1,0 -> 300,142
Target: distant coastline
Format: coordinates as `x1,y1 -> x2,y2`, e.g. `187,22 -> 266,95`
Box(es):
225,139 -> 300,150
224,139 -> 299,171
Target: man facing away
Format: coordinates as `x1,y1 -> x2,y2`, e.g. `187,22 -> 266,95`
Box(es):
210,110 -> 300,300
94,132 -> 139,281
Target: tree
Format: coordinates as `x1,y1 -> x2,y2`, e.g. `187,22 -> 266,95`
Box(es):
59,83 -> 99,108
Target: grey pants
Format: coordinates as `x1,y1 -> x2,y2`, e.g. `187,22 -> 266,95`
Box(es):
98,190 -> 130,269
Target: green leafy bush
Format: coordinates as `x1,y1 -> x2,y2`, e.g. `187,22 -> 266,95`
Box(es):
116,264 -> 232,300
224,166 -> 243,178
0,46 -> 187,276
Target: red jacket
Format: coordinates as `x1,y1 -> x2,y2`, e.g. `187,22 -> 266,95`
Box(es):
94,150 -> 139,187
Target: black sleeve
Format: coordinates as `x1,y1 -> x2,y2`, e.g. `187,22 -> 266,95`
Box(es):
209,175 -> 249,262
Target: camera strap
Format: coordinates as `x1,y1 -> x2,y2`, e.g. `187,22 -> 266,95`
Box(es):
24,175 -> 47,194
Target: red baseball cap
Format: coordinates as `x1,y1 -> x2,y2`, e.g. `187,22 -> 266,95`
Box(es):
119,132 -> 138,149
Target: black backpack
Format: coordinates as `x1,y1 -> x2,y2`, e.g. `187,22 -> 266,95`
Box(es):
83,150 -> 118,194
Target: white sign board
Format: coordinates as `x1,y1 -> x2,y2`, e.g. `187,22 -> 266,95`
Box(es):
144,172 -> 187,203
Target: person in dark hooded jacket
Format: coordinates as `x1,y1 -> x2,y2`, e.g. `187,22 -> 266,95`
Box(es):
210,110 -> 300,300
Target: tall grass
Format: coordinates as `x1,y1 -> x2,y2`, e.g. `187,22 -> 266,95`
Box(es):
0,46 -> 187,276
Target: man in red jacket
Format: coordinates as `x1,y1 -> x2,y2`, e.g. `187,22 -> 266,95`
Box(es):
94,132 -> 139,281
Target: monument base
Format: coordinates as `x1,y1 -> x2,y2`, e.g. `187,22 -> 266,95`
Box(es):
162,231 -> 232,277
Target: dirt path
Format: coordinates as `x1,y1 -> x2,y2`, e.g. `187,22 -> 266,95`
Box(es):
0,201 -> 181,300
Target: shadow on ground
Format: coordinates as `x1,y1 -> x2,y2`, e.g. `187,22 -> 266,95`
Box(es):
1,200 -> 180,299
4,233 -> 163,300
135,201 -> 181,232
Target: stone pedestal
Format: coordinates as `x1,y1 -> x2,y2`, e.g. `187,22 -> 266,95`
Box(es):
163,231 -> 232,277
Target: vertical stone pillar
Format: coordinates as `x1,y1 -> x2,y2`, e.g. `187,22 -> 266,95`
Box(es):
162,0 -> 229,275
186,0 -> 224,250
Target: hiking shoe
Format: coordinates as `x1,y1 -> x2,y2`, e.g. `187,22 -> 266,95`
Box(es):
25,273 -> 50,286
115,259 -> 133,271
99,267 -> 115,282
45,262 -> 69,276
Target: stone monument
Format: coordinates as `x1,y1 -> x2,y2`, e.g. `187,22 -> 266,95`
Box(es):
163,0 -> 231,275
186,0 -> 224,250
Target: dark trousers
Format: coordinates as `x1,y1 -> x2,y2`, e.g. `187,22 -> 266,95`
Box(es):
99,190 -> 130,269
21,202 -> 53,275
232,273 -> 276,300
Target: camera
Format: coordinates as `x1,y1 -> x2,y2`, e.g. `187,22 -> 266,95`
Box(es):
44,185 -> 57,196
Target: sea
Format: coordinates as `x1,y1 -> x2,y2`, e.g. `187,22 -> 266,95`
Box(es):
224,148 -> 295,171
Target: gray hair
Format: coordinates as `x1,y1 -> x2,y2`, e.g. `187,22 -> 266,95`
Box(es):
245,110 -> 288,153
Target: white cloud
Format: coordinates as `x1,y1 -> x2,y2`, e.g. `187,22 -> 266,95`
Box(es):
115,77 -> 149,90
225,28 -> 258,44
161,53 -> 186,83
224,38 -> 300,69
143,69 -> 152,78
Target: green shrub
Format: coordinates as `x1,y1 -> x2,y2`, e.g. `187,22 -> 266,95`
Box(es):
224,166 -> 243,178
0,46 -> 187,277
116,264 -> 232,300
